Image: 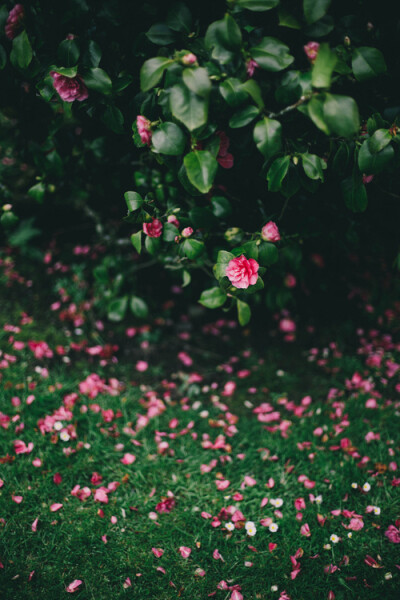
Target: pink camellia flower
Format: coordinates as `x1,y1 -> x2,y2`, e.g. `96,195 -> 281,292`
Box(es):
181,53 -> 197,66
362,174 -> 374,184
216,131 -> 234,169
137,115 -> 152,146
385,524 -> 400,543
279,318 -> 296,333
167,215 -> 180,228
246,58 -> 259,78
226,255 -> 259,289
50,72 -> 89,103
5,4 -> 24,40
261,221 -> 280,242
304,41 -> 320,63
284,274 -> 296,288
181,227 -> 193,238
143,218 -> 163,238
66,579 -> 83,593
135,360 -> 148,372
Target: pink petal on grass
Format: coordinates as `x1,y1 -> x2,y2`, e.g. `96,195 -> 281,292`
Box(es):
152,548 -> 164,558
120,453 -> 136,465
12,495 -> 23,504
50,503 -> 63,512
231,591 -> 243,600
213,549 -> 225,561
31,518 -> 39,532
66,579 -> 83,593
178,546 -> 191,558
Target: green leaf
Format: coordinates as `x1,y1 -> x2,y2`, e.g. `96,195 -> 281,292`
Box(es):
232,241 -> 259,260
358,141 -> 394,174
237,0 -> 279,10
145,236 -> 161,255
163,222 -> 179,241
152,122 -> 186,155
368,129 -> 392,153
237,299 -> 251,326
267,156 -> 290,191
167,2 -> 192,33
0,44 -> 6,70
220,78 -> 249,107
251,37 -> 294,72
229,105 -> 260,128
211,196 -> 232,218
50,66 -> 78,78
306,94 -> 330,135
278,7 -> 301,29
10,31 -> 33,70
281,163 -> 300,198
275,71 -> 302,104
108,297 -> 128,322
57,38 -> 80,67
101,105 -> 124,133
189,207 -> 218,229
258,241 -> 279,266
301,153 -> 326,181
183,151 -> 218,193
304,0 -> 331,24
130,231 -> 142,254
311,43 -> 337,89
253,117 -> 282,159
341,177 -> 367,212
146,23 -> 176,45
28,182 -> 46,203
170,83 -> 208,131
125,192 -> 143,212
205,14 -> 242,64
332,143 -> 350,175
84,67 -> 112,94
140,57 -> 172,92
352,47 -> 387,82
130,296 -> 149,318
182,270 -> 191,287
199,287 -> 227,308
87,41 -> 102,67
182,67 -> 211,98
240,80 -> 265,109
323,94 -> 359,138
183,239 -> 205,259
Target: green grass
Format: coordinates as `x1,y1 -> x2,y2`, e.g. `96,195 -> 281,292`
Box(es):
0,253 -> 400,599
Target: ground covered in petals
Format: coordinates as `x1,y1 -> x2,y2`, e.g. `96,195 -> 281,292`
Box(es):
0,248 -> 400,600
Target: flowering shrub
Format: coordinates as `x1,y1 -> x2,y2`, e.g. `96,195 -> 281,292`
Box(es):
0,0 -> 399,323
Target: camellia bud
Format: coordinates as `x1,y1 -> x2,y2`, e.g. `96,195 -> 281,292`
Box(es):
181,227 -> 193,238
181,53 -> 197,66
2,204 -> 12,211
344,36 -> 351,47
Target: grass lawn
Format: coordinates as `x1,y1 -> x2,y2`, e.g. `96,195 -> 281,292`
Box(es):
0,248 -> 399,599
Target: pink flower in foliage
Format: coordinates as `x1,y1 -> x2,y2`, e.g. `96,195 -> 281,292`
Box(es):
246,58 -> 259,78
50,72 -> 89,103
304,41 -> 320,63
279,318 -> 296,333
137,115 -> 152,146
143,218 -> 163,238
261,221 -> 280,242
226,255 -> 259,289
385,525 -> 400,543
216,131 -> 234,169
5,4 -> 24,40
